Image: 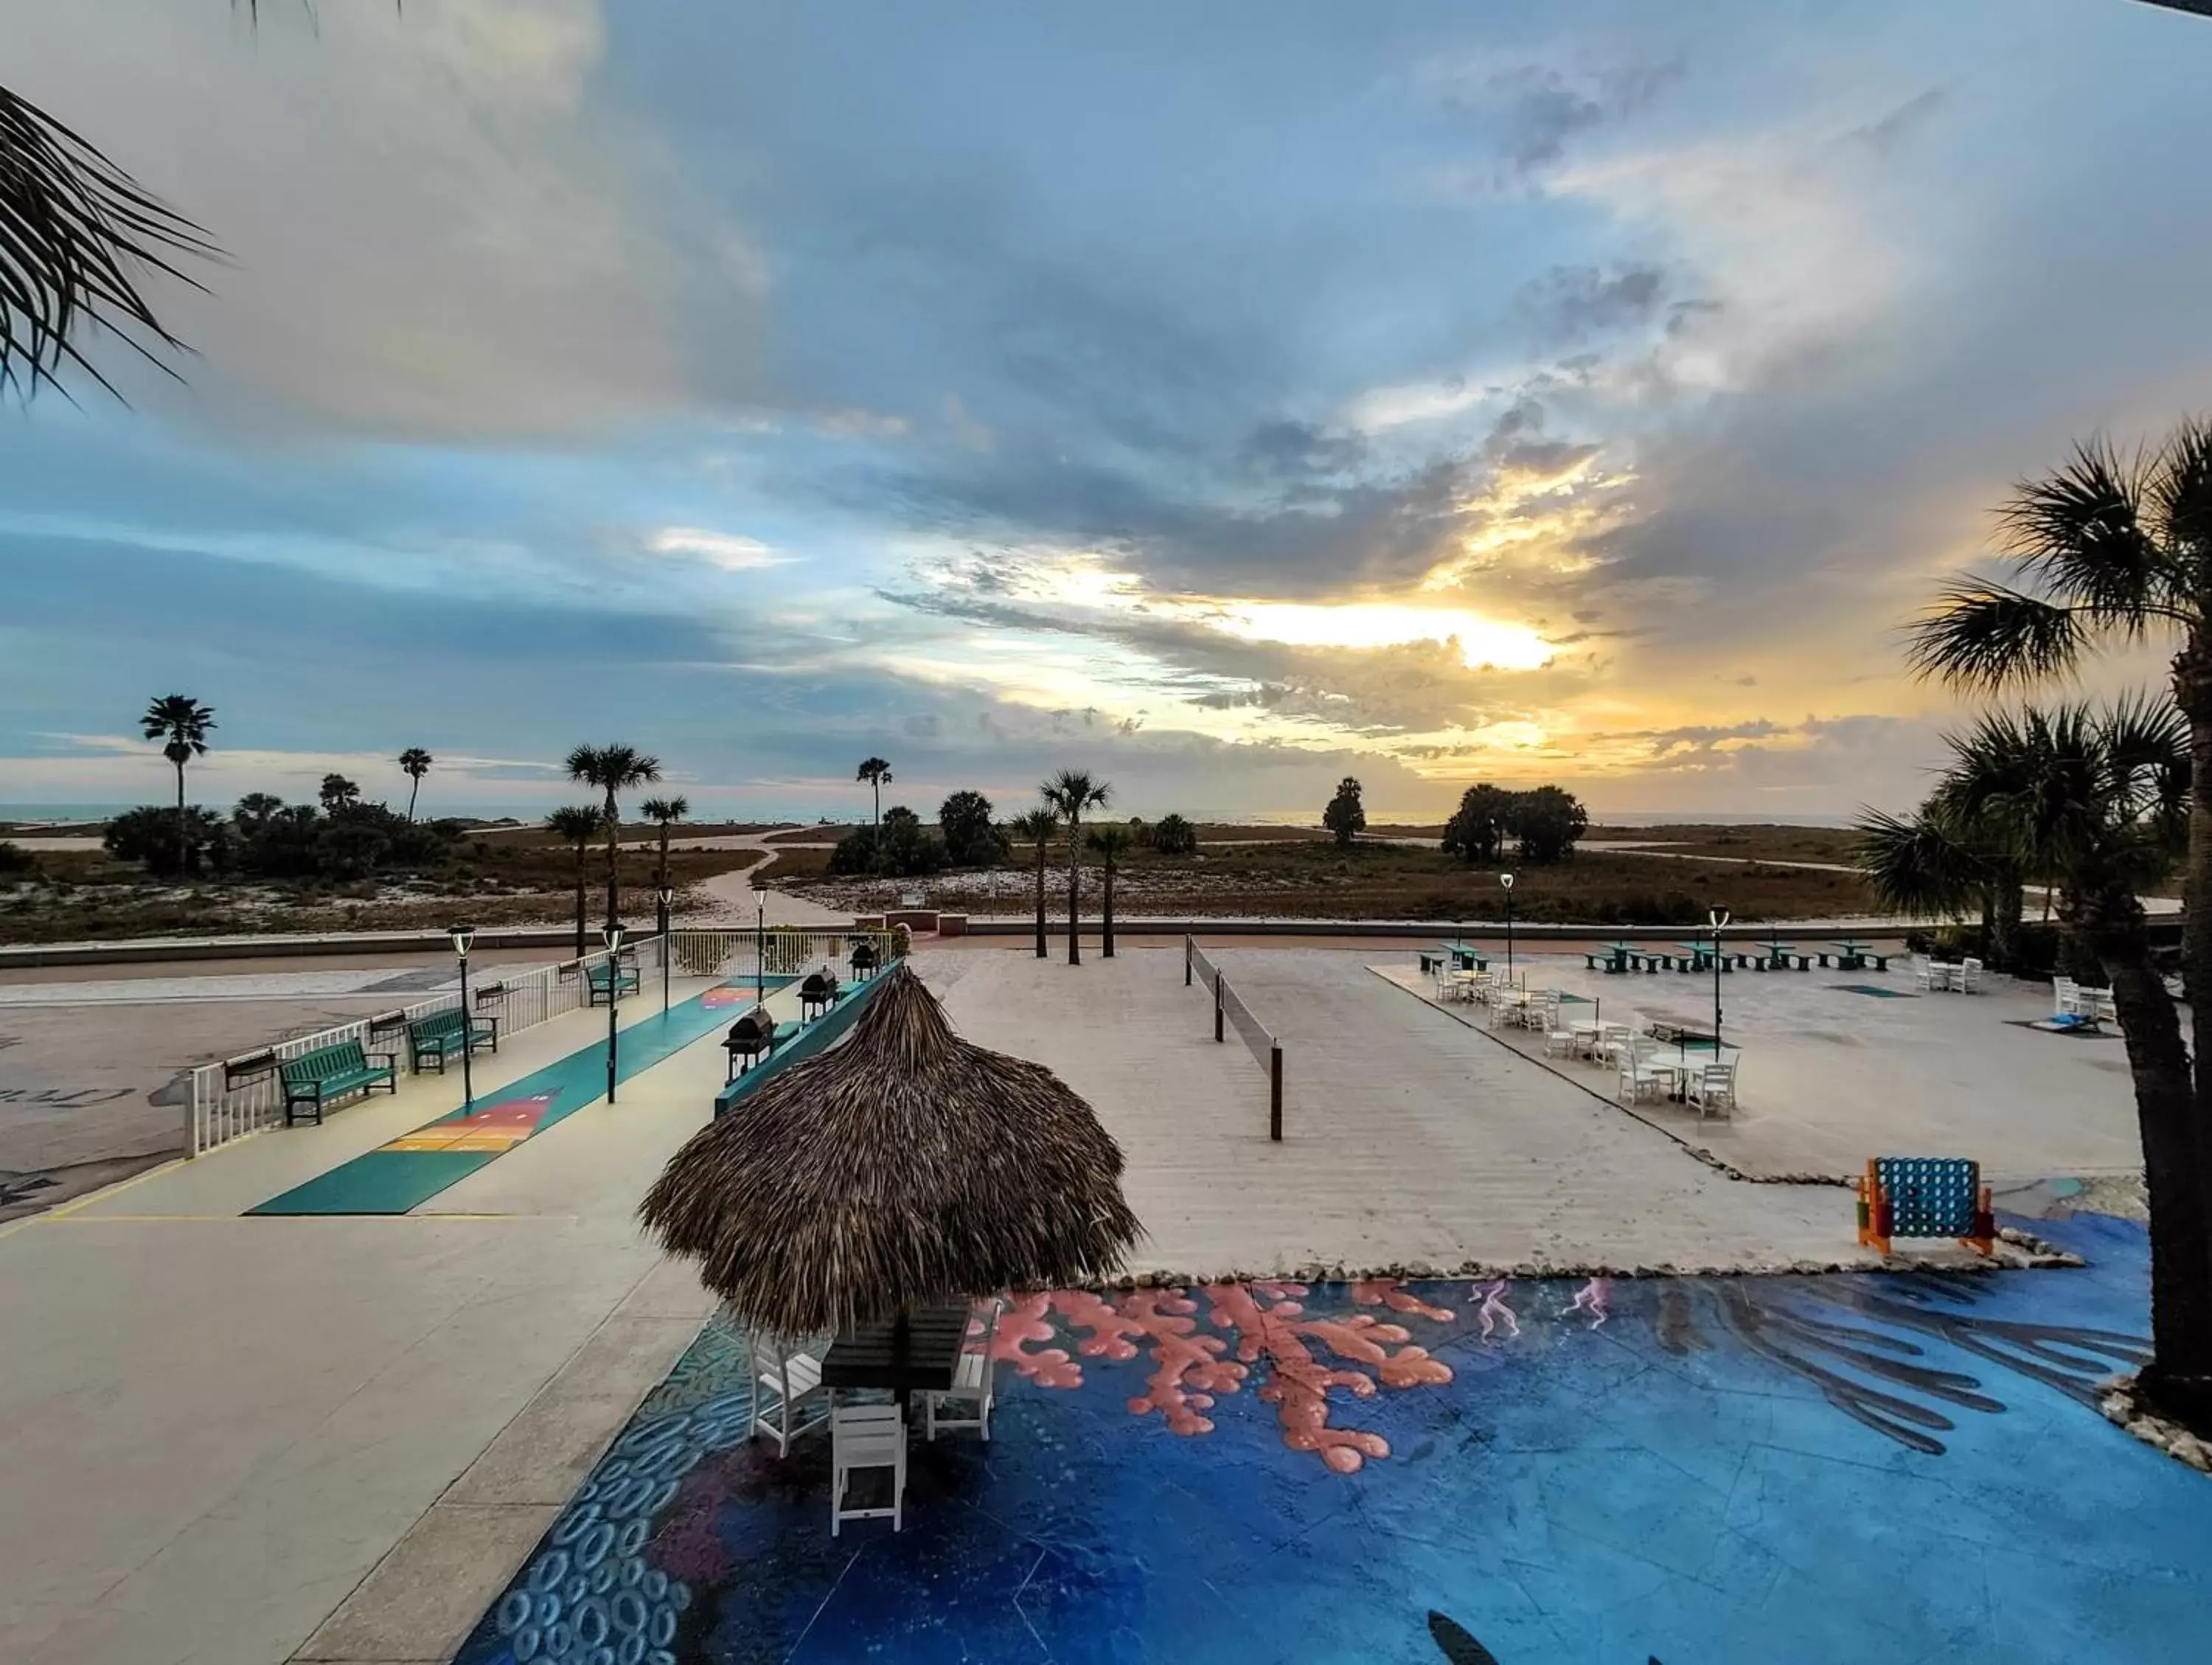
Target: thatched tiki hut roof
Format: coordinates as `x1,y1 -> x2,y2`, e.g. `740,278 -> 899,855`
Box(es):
640,962 -> 1141,1336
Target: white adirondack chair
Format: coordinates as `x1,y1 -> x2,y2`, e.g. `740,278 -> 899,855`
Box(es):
830,1402 -> 907,1535
2053,976 -> 2082,1017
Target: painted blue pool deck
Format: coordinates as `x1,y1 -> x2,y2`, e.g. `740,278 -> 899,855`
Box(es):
453,1214 -> 2211,1665
252,979 -> 796,1216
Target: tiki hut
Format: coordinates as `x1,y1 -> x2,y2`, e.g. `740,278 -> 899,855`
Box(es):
639,962 -> 1141,1338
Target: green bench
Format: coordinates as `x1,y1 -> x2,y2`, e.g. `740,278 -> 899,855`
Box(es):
405,1007 -> 498,1074
281,1040 -> 397,1126
585,962 -> 641,1006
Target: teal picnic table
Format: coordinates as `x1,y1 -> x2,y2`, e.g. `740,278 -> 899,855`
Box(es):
1587,939 -> 1651,973
1820,937 -> 1888,970
1756,939 -> 1806,971
1673,939 -> 1742,971
1420,942 -> 1489,976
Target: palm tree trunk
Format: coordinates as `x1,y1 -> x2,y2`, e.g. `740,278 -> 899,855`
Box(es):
1066,816 -> 1082,966
406,778 -> 420,822
573,844 -> 588,959
1033,847 -> 1048,958
603,792 -> 620,928
173,757 -> 187,880
1102,858 -> 1115,958
2172,644 -> 2212,1308
2086,904 -> 2212,1422
1989,874 -> 2023,973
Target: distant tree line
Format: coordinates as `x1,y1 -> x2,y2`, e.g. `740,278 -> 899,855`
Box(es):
827,788 -> 1203,880
105,793 -> 462,881
1441,782 -> 1588,866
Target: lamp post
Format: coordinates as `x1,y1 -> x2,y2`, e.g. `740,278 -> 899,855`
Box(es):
603,921 -> 624,1105
657,884 -> 675,1014
448,922 -> 476,1110
1500,872 -> 1516,979
1709,907 -> 1731,1059
755,895 -> 766,1005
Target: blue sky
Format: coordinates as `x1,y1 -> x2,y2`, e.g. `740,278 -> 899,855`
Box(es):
1,0 -> 2208,823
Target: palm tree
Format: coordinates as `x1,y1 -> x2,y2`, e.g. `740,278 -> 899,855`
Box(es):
1086,825 -> 1133,959
1856,785 -> 2028,971
1857,698 -> 2211,1421
1905,424 -> 2212,1145
545,806 -> 604,959
1042,769 -> 1112,965
641,794 -> 691,906
1012,808 -> 1060,959
140,695 -> 215,881
398,748 -> 434,821
856,757 -> 893,852
0,86 -> 214,400
566,744 -> 662,929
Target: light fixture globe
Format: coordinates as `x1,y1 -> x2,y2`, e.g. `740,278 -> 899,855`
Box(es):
604,922 -> 625,954
448,922 -> 476,958
1499,872 -> 1515,891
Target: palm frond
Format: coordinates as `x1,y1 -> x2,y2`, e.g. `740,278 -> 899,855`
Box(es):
1851,807 -> 1989,919
2147,414 -> 2212,584
1996,437 -> 2185,625
0,86 -> 218,400
1903,581 -> 2090,690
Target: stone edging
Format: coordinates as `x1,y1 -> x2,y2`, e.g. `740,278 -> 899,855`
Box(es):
2098,1374 -> 2212,1474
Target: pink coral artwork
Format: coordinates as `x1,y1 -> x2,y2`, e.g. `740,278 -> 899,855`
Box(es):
988,1280 -> 1453,1473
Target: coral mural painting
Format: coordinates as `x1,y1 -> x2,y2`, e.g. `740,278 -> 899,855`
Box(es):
991,1280 -> 1454,1470
452,1220 -> 2212,1665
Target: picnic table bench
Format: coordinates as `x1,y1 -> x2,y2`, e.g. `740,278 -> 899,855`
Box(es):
281,1039 -> 397,1126
585,962 -> 641,1006
1421,943 -> 1489,976
1815,939 -> 1891,971
405,1007 -> 499,1074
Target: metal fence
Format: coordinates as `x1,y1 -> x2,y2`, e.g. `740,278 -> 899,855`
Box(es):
1183,936 -> 1284,1141
187,928 -> 895,1157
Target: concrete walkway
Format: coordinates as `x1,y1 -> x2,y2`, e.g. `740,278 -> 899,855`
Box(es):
927,948 -> 1892,1279
0,977 -> 768,1665
1372,950 -> 2151,1184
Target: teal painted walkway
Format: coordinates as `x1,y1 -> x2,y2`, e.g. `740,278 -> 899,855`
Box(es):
249,979 -> 792,1217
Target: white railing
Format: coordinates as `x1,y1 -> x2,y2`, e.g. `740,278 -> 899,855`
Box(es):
186,928 -> 897,1156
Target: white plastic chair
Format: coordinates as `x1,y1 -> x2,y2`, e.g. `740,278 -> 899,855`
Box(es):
1615,1035 -> 1666,1103
1541,997 -> 1579,1057
750,1339 -> 828,1458
1957,956 -> 1983,993
830,1402 -> 907,1535
1687,1060 -> 1737,1119
2053,976 -> 2081,1017
925,1299 -> 1003,1442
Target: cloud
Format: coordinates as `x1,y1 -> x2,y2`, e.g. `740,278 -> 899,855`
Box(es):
647,529 -> 793,571
4,0 -> 749,440
1514,263 -> 1672,344
1425,49 -> 1686,193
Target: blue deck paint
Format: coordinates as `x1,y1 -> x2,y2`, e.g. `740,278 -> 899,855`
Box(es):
451,1213 -> 2211,1664
251,979 -> 794,1216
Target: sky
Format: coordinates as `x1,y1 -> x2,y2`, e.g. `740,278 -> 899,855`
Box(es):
1,0 -> 2208,825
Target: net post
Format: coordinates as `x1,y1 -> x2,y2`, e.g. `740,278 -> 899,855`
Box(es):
1214,970 -> 1225,1043
1184,934 -> 1192,987
1269,1044 -> 1283,1141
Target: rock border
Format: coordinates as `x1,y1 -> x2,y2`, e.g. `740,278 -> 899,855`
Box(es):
2098,1374 -> 2212,1474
